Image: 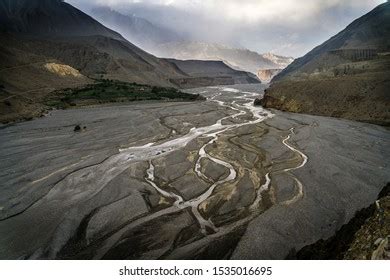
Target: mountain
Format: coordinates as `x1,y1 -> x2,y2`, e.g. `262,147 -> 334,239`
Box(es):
85,8 -> 292,82
262,2 -> 390,125
262,53 -> 294,69
168,59 -> 260,88
0,0 -> 258,122
90,7 -> 183,53
0,0 -> 123,40
0,0 -> 186,86
154,42 -> 293,77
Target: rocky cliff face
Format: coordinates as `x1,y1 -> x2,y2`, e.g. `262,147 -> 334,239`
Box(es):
262,2 -> 390,125
257,69 -> 282,83
262,53 -> 294,69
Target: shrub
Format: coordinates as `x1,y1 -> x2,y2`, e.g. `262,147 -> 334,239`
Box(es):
254,98 -> 262,106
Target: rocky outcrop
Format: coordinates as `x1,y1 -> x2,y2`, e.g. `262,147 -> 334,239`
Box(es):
257,69 -> 282,83
44,63 -> 84,78
289,183 -> 390,260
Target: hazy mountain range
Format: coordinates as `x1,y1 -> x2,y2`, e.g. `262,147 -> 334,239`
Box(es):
89,7 -> 294,79
154,42 -> 294,74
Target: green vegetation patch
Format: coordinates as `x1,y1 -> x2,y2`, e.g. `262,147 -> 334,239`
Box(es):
45,79 -> 204,109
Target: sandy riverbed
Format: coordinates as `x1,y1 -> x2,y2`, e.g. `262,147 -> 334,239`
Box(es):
0,84 -> 388,259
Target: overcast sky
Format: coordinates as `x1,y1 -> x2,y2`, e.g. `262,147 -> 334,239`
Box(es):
67,0 -> 386,57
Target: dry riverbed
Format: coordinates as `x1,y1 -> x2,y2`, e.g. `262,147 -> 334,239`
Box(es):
0,84 -> 389,259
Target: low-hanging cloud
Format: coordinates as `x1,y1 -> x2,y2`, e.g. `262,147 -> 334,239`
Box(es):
67,0 -> 386,57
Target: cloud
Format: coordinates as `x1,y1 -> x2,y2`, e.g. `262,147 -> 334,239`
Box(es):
72,0 -> 383,22
67,0 -> 386,56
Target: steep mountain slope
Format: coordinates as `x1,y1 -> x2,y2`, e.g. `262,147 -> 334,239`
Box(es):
262,2 -> 390,125
0,0 -> 123,40
168,59 -> 260,88
0,32 -> 93,123
91,7 -> 183,53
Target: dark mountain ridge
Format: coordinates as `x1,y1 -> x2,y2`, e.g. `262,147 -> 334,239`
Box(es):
262,2 -> 390,125
0,0 -> 123,40
273,2 -> 390,81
